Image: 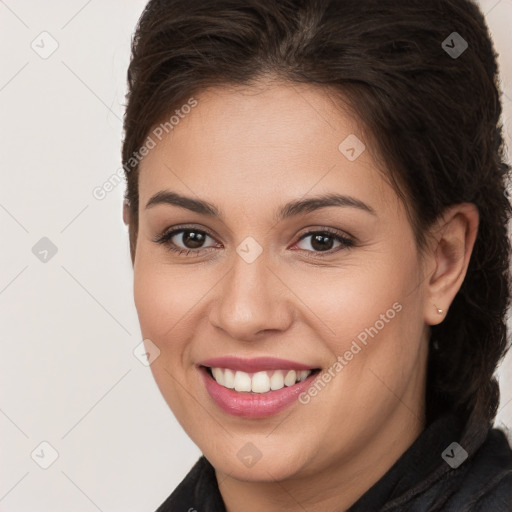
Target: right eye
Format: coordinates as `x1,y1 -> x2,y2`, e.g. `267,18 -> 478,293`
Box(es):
154,226 -> 221,257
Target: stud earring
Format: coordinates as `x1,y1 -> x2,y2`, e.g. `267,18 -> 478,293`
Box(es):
433,304 -> 443,314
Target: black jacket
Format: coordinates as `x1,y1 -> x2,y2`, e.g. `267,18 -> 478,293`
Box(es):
156,413 -> 512,511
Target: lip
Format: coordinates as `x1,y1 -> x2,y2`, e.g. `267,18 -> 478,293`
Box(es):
198,356 -> 316,373
198,365 -> 321,418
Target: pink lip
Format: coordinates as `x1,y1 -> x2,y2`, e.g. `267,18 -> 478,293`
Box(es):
198,356 -> 316,373
198,366 -> 320,418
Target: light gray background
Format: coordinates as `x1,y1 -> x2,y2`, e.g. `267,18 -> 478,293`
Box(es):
0,1 -> 511,510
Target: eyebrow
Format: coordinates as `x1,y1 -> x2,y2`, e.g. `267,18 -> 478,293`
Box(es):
145,190 -> 377,220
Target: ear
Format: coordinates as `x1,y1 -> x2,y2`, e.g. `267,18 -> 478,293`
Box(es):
123,199 -> 137,265
423,203 -> 479,326
123,199 -> 131,225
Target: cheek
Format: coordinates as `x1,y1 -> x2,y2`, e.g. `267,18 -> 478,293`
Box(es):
133,245 -> 203,340
324,262 -> 425,409
133,251 -> 200,416
283,253 -> 416,345
289,245 -> 423,384
132,245 -> 224,386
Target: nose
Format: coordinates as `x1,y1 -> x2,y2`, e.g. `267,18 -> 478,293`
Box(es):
208,251 -> 294,341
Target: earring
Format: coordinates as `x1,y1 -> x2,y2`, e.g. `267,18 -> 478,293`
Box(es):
433,304 -> 443,314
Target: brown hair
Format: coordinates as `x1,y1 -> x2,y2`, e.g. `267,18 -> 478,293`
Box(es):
122,0 -> 511,459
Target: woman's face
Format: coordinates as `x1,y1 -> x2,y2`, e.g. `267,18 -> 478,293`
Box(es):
133,82 -> 431,484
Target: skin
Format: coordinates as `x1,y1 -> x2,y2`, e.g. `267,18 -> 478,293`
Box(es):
125,79 -> 479,511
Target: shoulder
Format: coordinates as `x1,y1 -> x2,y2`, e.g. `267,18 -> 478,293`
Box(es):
471,472 -> 512,512
381,426 -> 512,512
462,428 -> 512,511
427,427 -> 512,512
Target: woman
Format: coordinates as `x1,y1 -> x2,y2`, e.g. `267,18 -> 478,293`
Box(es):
121,0 -> 512,510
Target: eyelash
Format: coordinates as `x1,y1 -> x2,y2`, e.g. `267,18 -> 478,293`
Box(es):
153,224 -> 355,259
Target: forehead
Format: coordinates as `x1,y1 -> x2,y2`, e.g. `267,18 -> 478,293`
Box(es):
137,82 -> 395,217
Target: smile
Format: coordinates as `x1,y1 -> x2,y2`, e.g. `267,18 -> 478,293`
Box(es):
206,367 -> 314,393
197,357 -> 322,418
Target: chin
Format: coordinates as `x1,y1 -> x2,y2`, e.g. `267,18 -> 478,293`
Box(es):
206,444 -> 310,483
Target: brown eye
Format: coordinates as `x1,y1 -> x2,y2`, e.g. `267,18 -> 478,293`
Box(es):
154,226 -> 354,258
154,227 -> 219,256
295,230 -> 353,253
173,229 -> 209,249
292,229 -> 355,258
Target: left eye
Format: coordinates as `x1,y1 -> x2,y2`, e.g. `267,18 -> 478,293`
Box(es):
154,227 -> 354,257
295,231 -> 354,253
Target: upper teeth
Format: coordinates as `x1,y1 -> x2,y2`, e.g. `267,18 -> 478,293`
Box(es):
210,368 -> 312,393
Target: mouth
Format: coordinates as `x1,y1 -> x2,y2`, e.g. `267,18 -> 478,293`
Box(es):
197,355 -> 323,417
201,365 -> 322,394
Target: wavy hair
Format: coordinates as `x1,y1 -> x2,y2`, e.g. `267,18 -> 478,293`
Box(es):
122,0 -> 512,457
